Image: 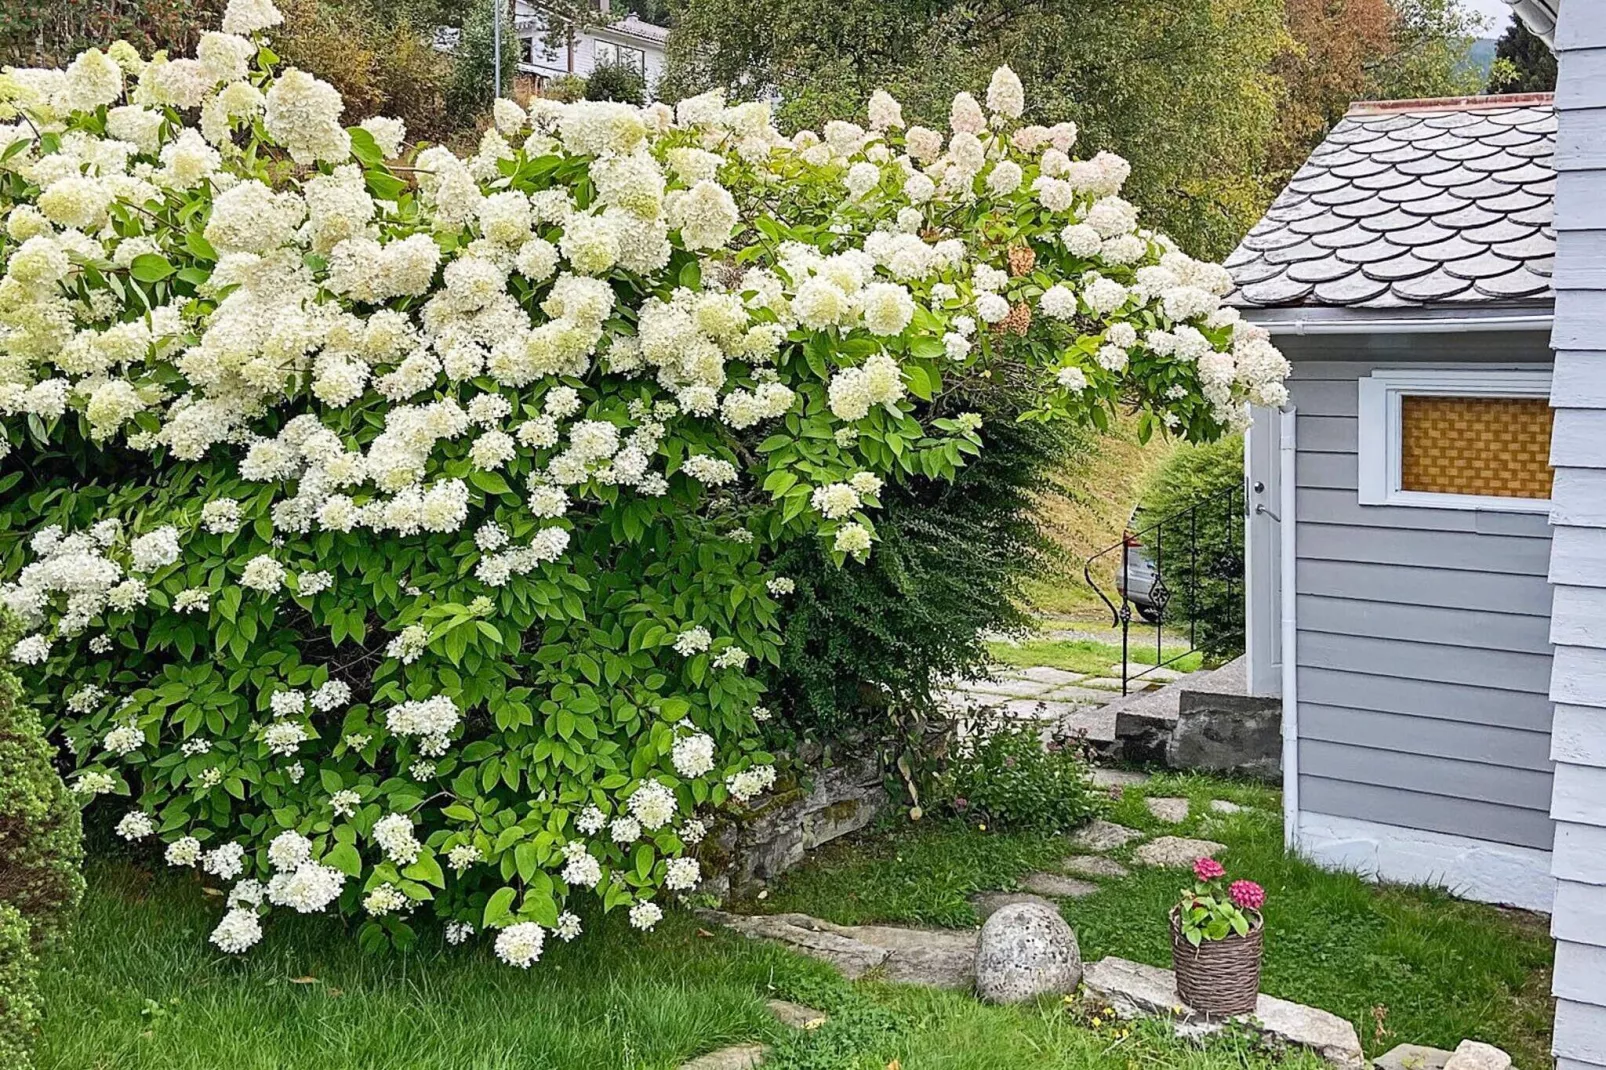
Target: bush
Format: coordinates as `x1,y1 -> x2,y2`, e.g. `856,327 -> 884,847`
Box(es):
935,719 -> 1102,834
544,74 -> 589,102
0,0 -> 1284,967
771,371 -> 1087,745
1134,434 -> 1244,659
0,611 -> 83,1068
584,63 -> 647,105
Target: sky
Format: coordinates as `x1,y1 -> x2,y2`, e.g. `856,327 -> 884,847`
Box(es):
1463,0 -> 1514,34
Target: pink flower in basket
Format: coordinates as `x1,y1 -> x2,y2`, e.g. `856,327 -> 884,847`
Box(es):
1193,857 -> 1226,881
1230,880 -> 1266,910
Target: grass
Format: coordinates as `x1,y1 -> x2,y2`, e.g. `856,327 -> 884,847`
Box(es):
986,637 -> 1203,676
42,855 -> 1330,1070
748,773 -> 1555,1069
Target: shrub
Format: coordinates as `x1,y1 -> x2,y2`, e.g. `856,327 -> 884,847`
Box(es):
0,0 -> 1286,967
544,74 -> 589,102
584,63 -> 647,106
1134,434 -> 1245,659
935,719 -> 1101,834
0,610 -> 83,1069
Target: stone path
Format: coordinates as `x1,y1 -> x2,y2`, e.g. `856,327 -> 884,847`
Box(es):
702,911 -> 977,988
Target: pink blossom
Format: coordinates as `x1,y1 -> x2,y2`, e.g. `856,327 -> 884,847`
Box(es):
1230,879 -> 1265,910
1193,857 -> 1225,881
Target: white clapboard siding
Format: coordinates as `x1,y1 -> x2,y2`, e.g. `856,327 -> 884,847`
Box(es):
1549,11 -> 1606,1061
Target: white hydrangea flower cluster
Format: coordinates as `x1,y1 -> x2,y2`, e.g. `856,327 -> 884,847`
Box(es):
2,0 -> 1283,968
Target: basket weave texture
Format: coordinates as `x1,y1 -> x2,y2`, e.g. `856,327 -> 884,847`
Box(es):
1169,908 -> 1263,1016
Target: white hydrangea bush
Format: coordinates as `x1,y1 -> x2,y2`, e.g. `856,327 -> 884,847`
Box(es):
0,1 -> 1287,963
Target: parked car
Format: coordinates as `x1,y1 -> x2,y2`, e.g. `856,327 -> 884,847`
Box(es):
1114,521 -> 1165,624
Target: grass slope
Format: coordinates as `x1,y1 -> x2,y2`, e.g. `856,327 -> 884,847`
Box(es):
750,774 -> 1554,1068
43,856 -> 1325,1070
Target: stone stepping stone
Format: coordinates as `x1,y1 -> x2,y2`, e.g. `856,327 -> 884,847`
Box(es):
1082,956 -> 1364,1068
702,910 -> 977,988
1374,1044 -> 1454,1070
1021,872 -> 1100,898
1209,799 -> 1246,814
766,999 -> 827,1030
1108,663 -> 1187,683
680,1044 -> 770,1070
966,676 -> 1055,699
1144,796 -> 1191,824
1016,665 -> 1090,686
1060,854 -> 1130,879
1068,819 -> 1143,851
1133,836 -> 1226,868
1079,677 -> 1128,691
1444,1041 -> 1512,1070
1041,685 -> 1115,703
970,891 -> 1056,921
1090,768 -> 1150,789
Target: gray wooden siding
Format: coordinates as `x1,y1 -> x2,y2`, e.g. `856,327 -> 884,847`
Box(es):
1549,10 -> 1606,1062
1279,339 -> 1557,853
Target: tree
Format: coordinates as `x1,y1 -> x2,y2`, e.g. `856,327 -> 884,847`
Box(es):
663,0 -> 1289,259
444,0 -> 520,121
1487,14 -> 1556,93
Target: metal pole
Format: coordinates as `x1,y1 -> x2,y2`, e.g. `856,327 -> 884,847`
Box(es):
492,0 -> 502,100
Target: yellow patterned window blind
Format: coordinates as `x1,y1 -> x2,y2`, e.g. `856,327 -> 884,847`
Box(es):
1399,395 -> 1554,500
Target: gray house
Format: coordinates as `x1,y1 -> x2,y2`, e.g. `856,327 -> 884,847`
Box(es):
1233,3 -> 1604,1066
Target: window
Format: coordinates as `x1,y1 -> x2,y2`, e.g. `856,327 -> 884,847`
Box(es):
1356,367 -> 1553,513
593,39 -> 645,72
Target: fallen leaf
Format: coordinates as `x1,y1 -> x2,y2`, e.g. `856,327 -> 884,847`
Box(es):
290,976 -> 320,984
202,887 -> 225,897
696,928 -> 715,938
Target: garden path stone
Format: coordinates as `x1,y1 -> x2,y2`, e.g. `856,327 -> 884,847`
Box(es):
1068,819 -> 1143,851
1021,872 -> 1101,898
1016,666 -> 1090,686
1208,800 -> 1246,814
1442,1041 -> 1512,1070
701,910 -> 977,988
1080,677 -> 1128,691
1144,797 -> 1191,823
1082,956 -> 1364,1068
970,891 -> 1057,921
1059,855 -> 1130,879
1373,1044 -> 1454,1070
766,999 -> 828,1030
974,901 -> 1083,1005
1108,663 -> 1187,683
1089,768 -> 1150,789
1132,836 -> 1226,868
1041,686 -> 1117,704
680,1044 -> 771,1070
965,676 -> 1055,699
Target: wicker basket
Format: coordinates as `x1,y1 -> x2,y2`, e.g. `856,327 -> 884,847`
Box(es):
1169,908 -> 1263,1015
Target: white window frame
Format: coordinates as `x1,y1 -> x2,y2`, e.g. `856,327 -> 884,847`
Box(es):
1356,366 -> 1554,514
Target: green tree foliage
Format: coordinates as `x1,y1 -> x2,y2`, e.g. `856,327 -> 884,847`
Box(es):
0,611 -> 84,1069
663,0 -> 1288,259
1134,435 -> 1244,660
1487,14 -> 1557,94
585,62 -> 648,105
445,0 -> 521,122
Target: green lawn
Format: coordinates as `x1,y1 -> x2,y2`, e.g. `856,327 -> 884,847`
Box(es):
748,774 -> 1554,1070
985,637 -> 1203,676
43,854 -> 1326,1070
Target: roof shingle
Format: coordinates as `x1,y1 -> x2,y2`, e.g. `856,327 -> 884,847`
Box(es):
1227,94 -> 1556,310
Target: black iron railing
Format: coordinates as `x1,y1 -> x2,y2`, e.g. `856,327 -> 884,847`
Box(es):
1083,484 -> 1245,696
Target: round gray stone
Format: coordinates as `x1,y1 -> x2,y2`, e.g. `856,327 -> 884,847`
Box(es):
973,901 -> 1083,1005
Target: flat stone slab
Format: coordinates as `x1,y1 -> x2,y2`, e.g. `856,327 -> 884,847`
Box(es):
1068,820 -> 1143,851
1041,686 -> 1116,704
680,1044 -> 770,1070
1082,957 -> 1364,1068
1080,677 -> 1128,691
1021,872 -> 1101,898
1133,836 -> 1226,868
965,676 -> 1057,699
1109,664 -> 1188,683
766,999 -> 827,1030
1060,855 -> 1130,879
1016,666 -> 1091,686
971,891 -> 1057,921
1090,768 -> 1151,789
1374,1044 -> 1454,1070
1209,800 -> 1246,814
1144,797 -> 1191,824
703,911 -> 976,988
1443,1041 -> 1512,1070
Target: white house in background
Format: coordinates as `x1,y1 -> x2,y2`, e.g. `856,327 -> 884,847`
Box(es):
1234,0 -> 1604,1066
513,1 -> 670,97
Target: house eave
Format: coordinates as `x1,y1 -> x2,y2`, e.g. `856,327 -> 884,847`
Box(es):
1237,303 -> 1556,336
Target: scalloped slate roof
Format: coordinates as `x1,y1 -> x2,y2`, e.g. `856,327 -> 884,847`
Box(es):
1225,94 -> 1556,310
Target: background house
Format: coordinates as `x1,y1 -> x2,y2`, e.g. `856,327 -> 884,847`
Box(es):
514,1 -> 670,97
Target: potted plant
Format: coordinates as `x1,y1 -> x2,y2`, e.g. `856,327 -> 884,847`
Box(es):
1170,857 -> 1266,1015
